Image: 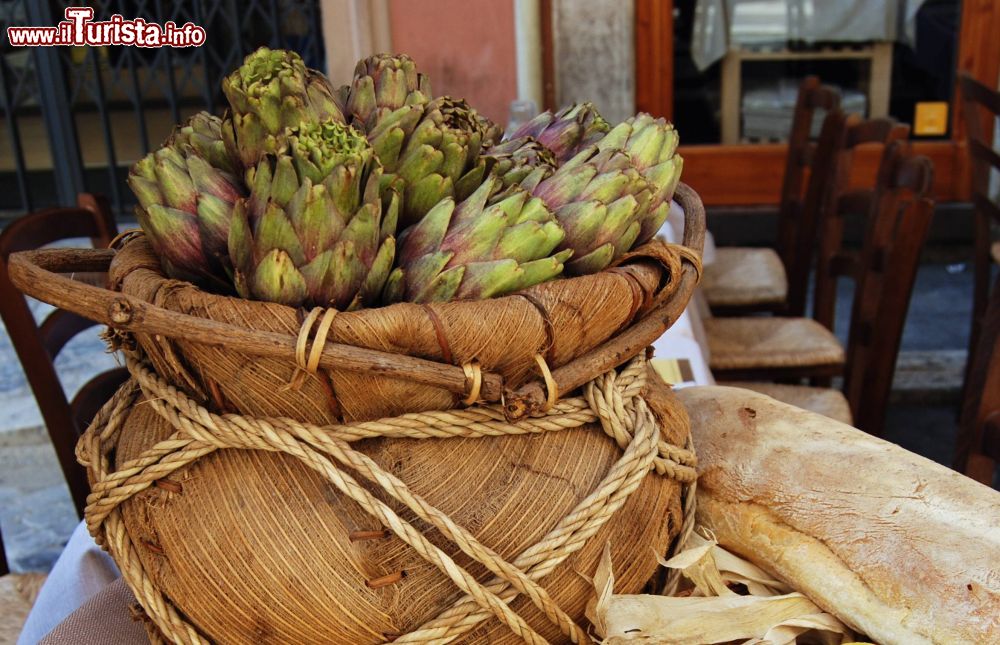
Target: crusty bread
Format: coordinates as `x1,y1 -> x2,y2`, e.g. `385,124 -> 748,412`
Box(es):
679,386 -> 1000,645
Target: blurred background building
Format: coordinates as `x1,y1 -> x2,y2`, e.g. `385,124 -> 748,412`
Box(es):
1,0 -> 995,221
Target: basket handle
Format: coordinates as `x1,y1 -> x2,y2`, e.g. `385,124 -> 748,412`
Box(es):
8,184 -> 705,418
505,183 -> 705,417
7,247 -> 506,402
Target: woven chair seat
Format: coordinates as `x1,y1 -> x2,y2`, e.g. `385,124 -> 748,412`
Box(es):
703,247 -> 787,308
0,572 -> 46,642
705,317 -> 845,371
725,382 -> 853,425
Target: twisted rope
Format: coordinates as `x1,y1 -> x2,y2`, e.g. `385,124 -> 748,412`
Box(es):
77,353 -> 697,645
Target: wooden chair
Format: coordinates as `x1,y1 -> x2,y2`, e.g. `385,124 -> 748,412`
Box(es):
734,141 -> 935,436
811,117 -> 912,332
956,278 -> 1000,485
703,76 -> 841,315
705,114 -> 910,382
960,73 -> 1000,368
954,73 -> 1000,485
0,195 -> 127,521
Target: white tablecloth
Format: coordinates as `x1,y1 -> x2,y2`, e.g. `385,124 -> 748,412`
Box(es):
17,523 -> 121,644
19,204 -> 715,644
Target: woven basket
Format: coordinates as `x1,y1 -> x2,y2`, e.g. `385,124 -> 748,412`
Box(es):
9,184 -> 705,644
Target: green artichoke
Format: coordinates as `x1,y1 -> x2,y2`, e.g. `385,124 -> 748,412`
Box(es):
508,102 -> 609,163
597,113 -> 682,244
521,145 -> 653,275
228,120 -> 397,310
368,96 -> 502,227
383,175 -> 570,303
341,53 -> 431,130
484,136 -> 556,188
222,47 -> 344,169
128,112 -> 244,290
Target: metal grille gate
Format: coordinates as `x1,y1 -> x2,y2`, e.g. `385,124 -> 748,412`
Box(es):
0,0 -> 326,218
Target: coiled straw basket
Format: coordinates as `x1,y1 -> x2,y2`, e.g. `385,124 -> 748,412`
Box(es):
9,184 -> 705,644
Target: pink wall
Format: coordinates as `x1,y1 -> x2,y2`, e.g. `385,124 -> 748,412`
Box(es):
388,0 -> 517,125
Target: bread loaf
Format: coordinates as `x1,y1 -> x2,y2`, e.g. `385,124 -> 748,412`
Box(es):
679,386 -> 1000,645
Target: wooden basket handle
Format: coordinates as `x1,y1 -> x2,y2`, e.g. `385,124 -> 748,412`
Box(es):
8,184 -> 705,418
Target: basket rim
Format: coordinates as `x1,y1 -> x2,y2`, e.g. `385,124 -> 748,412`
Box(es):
7,183 -> 705,418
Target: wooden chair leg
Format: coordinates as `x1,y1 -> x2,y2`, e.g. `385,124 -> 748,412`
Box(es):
965,453 -> 997,487
0,528 -> 8,576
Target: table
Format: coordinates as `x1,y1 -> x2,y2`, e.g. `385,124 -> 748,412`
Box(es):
18,206 -> 716,645
692,0 -> 928,71
691,0 -> 929,143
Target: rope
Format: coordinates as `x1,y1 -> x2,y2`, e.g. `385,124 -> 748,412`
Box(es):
78,353 -> 697,645
668,243 -> 704,285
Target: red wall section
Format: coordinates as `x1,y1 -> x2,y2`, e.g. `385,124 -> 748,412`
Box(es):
388,0 -> 517,124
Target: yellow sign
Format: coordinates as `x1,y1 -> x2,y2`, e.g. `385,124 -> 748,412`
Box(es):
651,358 -> 695,385
914,102 -> 949,136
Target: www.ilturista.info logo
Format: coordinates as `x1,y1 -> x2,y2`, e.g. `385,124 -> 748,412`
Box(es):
7,7 -> 206,48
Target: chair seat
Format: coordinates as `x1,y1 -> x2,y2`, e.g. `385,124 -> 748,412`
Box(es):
705,317 -> 845,372
0,572 -> 46,642
725,382 -> 853,425
703,247 -> 788,308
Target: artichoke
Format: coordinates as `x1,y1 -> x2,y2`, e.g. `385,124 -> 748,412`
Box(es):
222,47 -> 344,169
484,136 -> 556,188
597,113 -> 682,244
340,53 -> 431,130
507,102 -> 609,163
228,120 -> 397,310
128,112 -> 244,290
383,175 -> 570,303
521,145 -> 653,276
368,96 -> 502,227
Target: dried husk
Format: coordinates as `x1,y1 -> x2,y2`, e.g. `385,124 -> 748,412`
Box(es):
588,532 -> 854,645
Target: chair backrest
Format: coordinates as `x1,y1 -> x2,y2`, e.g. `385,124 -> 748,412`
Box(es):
775,76 -> 841,306
959,73 -> 1000,377
840,142 -> 935,435
955,277 -> 1000,485
0,194 -> 118,519
808,115 -> 911,328
956,72 -> 1000,485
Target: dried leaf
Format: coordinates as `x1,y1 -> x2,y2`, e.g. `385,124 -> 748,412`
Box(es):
688,532 -> 791,596
601,593 -> 833,644
657,541 -> 735,597
588,542 -> 615,635
593,527 -> 855,644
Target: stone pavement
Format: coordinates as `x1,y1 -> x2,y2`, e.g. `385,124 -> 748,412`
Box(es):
0,427 -> 79,572
0,260 -> 986,572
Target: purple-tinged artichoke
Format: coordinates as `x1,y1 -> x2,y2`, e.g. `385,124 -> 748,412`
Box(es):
228,120 -> 397,310
128,112 -> 245,290
596,113 -> 682,244
340,53 -> 431,130
368,96 -> 502,227
383,175 -> 569,303
507,102 -> 609,164
484,136 -> 556,188
521,144 -> 653,275
222,47 -> 345,169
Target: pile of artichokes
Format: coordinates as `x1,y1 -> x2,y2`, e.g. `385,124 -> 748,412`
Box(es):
129,48 -> 682,308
